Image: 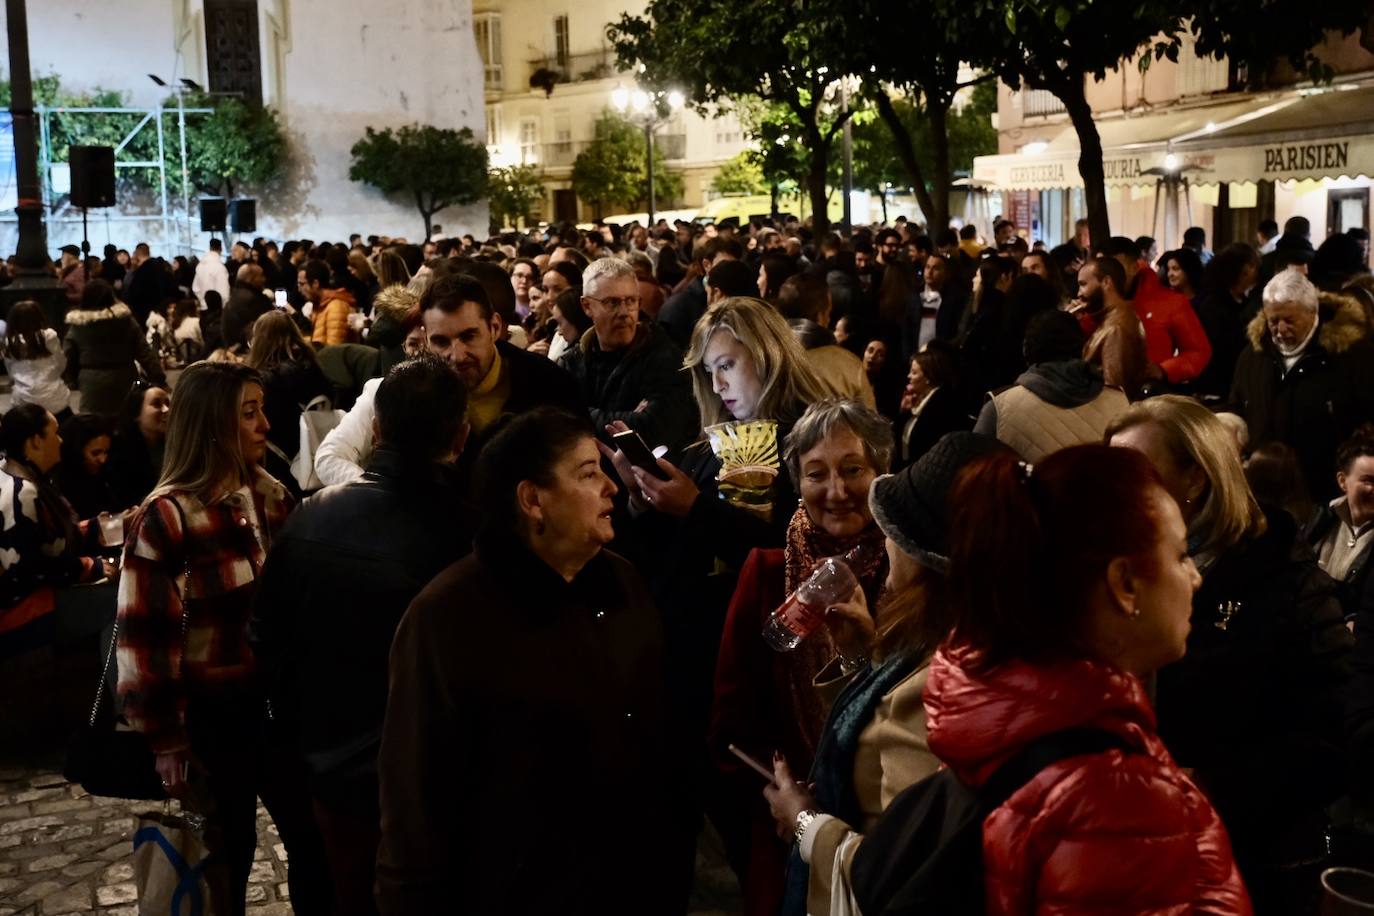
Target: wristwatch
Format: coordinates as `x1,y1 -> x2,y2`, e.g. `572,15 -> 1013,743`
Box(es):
794,808 -> 818,845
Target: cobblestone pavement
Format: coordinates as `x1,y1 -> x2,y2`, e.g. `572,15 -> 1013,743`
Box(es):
0,765 -> 742,915
1,651 -> 742,915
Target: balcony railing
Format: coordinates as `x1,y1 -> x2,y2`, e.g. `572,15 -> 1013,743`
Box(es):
505,135 -> 687,171
1023,89 -> 1066,117
528,48 -> 616,87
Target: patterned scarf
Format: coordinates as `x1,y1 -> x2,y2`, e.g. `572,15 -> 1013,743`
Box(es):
782,505 -> 889,757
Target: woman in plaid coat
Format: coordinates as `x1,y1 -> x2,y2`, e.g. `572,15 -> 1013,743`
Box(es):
115,361 -> 329,916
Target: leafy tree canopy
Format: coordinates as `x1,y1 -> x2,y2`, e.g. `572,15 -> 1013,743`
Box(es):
488,164 -> 546,230
610,0 -> 856,231
349,124 -> 488,239
710,151 -> 767,196
570,110 -> 683,217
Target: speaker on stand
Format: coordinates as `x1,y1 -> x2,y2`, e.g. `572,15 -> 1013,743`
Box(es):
68,146 -> 116,284
229,199 -> 256,236
199,198 -> 227,243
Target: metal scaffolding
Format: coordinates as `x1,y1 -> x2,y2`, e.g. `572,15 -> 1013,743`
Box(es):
4,101 -> 213,255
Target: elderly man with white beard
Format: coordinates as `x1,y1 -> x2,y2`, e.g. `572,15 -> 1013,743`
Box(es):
1229,268 -> 1374,501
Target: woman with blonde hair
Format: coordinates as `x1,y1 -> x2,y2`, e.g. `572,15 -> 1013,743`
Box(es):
115,362 -> 329,916
600,295 -> 836,909
1107,394 -> 1351,914
373,248 -> 411,291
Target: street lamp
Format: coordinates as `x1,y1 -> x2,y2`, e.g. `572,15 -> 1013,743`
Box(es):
611,82 -> 683,226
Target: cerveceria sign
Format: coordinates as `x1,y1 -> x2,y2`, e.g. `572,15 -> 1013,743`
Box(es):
1009,162 -> 1065,184
1264,141 -> 1349,174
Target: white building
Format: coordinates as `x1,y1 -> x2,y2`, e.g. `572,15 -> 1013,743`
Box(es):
973,31 -> 1374,252
473,0 -> 750,224
1,0 -> 487,254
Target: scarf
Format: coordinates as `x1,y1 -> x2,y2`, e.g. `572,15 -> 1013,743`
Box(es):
782,650 -> 921,916
782,506 -> 889,760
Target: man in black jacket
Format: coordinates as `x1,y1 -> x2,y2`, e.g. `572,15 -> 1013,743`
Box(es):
1229,270 -> 1374,501
252,356 -> 474,916
558,257 -> 698,452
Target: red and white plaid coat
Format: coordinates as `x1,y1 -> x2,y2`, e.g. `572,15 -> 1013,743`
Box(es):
115,468 -> 292,754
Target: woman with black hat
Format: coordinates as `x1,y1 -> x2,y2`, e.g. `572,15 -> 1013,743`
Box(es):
762,432 -> 1011,916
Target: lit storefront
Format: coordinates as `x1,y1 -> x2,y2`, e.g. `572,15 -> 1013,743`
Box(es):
972,84 -> 1374,251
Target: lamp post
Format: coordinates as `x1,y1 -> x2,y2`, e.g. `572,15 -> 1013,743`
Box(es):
611,84 -> 683,226
2,0 -> 64,323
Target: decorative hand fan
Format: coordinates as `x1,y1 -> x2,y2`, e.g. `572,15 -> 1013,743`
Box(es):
706,420 -> 780,520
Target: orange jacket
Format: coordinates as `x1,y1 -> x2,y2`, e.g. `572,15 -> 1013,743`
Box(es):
310,289 -> 357,346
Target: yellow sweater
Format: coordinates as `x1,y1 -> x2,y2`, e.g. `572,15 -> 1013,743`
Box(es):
467,348 -> 511,435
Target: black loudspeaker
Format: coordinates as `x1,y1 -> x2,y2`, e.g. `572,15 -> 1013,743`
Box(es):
68,146 -> 116,208
229,198 -> 256,234
199,198 -> 227,232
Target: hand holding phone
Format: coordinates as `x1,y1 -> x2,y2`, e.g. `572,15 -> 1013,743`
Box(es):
273,289 -> 288,308
613,429 -> 671,481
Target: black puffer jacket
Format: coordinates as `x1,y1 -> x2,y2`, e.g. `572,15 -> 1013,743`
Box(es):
1156,507 -> 1352,875
558,322 -> 699,453
1229,291 -> 1374,500
251,449 -> 474,804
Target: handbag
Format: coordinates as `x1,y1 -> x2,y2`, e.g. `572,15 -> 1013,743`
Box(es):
285,395 -> 344,493
265,394 -> 345,493
63,500 -> 192,800
132,809 -> 221,916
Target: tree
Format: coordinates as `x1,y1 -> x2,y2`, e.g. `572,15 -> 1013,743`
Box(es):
1,71 -> 289,204
1182,0 -> 1369,88
710,151 -> 766,196
179,97 -> 287,199
854,82 -> 998,226
841,0 -> 997,234
349,124 -> 487,240
985,0 -> 1365,246
610,0 -> 854,232
488,164 -> 546,230
570,110 -> 682,218
977,1 -> 1176,246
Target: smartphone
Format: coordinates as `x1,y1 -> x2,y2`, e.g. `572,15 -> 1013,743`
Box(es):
728,744 -> 776,783
613,429 -> 670,480
273,289 -> 288,308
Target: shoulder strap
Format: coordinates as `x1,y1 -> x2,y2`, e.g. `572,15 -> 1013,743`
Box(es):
86,497 -> 194,726
979,727 -> 1133,810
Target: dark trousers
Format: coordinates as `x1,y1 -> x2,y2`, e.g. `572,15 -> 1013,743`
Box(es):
186,696 -> 332,916
313,790 -> 381,916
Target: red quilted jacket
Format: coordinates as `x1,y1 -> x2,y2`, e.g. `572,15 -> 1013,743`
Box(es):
925,641 -> 1252,915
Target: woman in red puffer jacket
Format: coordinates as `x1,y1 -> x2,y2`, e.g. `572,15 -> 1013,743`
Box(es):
928,445 -> 1252,915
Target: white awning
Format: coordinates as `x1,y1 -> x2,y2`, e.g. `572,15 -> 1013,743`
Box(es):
973,85 -> 1374,191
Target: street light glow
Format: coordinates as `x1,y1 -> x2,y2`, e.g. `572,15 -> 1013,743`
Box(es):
611,84 -> 630,111
1164,152 -> 1179,170
667,90 -> 685,110
631,89 -> 650,113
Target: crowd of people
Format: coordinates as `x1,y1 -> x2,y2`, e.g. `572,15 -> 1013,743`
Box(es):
2,208 -> 1374,915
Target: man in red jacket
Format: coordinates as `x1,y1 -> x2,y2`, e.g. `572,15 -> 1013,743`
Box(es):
1102,236 -> 1212,387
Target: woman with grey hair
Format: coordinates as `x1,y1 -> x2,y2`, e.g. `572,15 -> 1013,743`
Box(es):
707,398 -> 893,915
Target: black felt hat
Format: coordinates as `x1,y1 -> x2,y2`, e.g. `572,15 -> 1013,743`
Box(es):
868,432 -> 1010,572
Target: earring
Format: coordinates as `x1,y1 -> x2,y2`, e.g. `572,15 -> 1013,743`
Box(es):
1129,605 -> 1142,619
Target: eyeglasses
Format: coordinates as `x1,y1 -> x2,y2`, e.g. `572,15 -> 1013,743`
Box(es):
584,295 -> 640,313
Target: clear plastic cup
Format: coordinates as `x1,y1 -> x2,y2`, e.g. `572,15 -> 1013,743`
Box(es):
98,511 -> 124,548
1322,868 -> 1374,915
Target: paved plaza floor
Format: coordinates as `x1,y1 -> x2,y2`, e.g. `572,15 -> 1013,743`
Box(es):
0,647 -> 742,915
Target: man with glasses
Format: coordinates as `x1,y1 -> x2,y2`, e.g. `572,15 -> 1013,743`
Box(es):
558,257 -> 698,453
